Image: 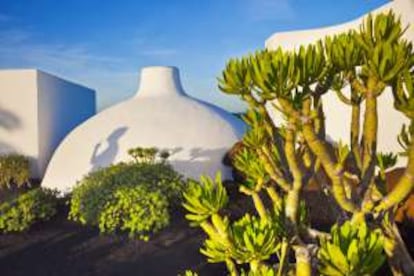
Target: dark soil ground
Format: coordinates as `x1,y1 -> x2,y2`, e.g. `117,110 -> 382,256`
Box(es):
0,205 -> 224,276
0,185 -> 413,276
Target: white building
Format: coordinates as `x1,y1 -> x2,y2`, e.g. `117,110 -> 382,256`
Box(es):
265,0 -> 413,167
42,66 -> 245,192
0,69 -> 96,178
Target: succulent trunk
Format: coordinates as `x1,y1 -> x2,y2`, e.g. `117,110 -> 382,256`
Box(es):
252,192 -> 268,220
383,222 -> 414,276
226,258 -> 239,276
277,239 -> 290,276
302,122 -> 358,213
265,186 -> 282,206
284,120 -> 304,225
377,139 -> 414,211
314,94 -> 326,139
358,91 -> 378,198
350,101 -> 362,171
295,245 -> 312,276
286,189 -> 301,225
258,147 -> 291,191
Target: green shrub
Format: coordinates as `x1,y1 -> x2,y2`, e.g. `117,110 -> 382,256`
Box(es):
99,185 -> 169,240
69,149 -> 185,240
0,154 -> 30,188
0,188 -> 58,232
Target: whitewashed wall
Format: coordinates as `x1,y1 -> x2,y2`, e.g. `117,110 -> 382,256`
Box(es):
37,71 -> 96,177
0,70 -> 39,175
265,0 -> 414,167
0,69 -> 96,178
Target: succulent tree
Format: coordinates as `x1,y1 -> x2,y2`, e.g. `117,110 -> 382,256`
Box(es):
183,12 -> 414,276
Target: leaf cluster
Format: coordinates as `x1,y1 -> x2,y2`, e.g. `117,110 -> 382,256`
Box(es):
318,221 -> 385,276
98,185 -> 169,241
183,173 -> 228,225
0,188 -> 58,232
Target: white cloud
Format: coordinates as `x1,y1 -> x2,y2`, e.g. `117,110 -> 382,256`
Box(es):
0,33 -> 122,70
0,27 -> 136,110
244,0 -> 295,21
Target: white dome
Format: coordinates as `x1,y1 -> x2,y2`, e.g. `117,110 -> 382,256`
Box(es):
42,66 -> 245,192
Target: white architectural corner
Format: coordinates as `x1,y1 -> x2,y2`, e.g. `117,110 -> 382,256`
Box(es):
0,69 -> 96,179
265,0 -> 414,167
42,66 -> 246,192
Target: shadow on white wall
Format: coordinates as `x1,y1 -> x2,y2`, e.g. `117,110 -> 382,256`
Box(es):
90,127 -> 129,172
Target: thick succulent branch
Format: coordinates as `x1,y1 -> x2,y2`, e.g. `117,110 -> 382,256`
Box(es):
383,221 -> 414,276
302,97 -> 319,180
200,218 -> 239,276
252,192 -> 268,220
265,185 -> 282,206
302,122 -> 358,213
277,239 -> 290,276
350,92 -> 362,172
285,119 -> 304,224
245,94 -> 275,131
246,93 -> 292,182
334,88 -> 353,105
225,259 -> 239,276
294,245 -> 312,276
258,146 -> 291,191
273,130 -> 294,181
358,90 -> 378,199
376,139 -> 414,211
313,93 -> 326,140
278,96 -> 358,213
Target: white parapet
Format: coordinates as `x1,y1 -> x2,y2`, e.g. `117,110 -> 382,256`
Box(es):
265,0 -> 414,167
0,69 -> 96,178
42,66 -> 245,192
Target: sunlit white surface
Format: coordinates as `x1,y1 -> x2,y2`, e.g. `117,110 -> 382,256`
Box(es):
42,66 -> 245,192
0,69 -> 95,178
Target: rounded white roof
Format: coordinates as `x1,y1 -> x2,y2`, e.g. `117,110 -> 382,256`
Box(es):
265,0 -> 414,50
42,66 -> 245,192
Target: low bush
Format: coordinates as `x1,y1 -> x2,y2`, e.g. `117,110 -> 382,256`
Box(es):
0,154 -> 30,188
99,185 -> 169,240
0,188 -> 58,232
69,147 -> 185,240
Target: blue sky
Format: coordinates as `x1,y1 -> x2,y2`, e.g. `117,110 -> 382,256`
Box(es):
0,0 -> 389,112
